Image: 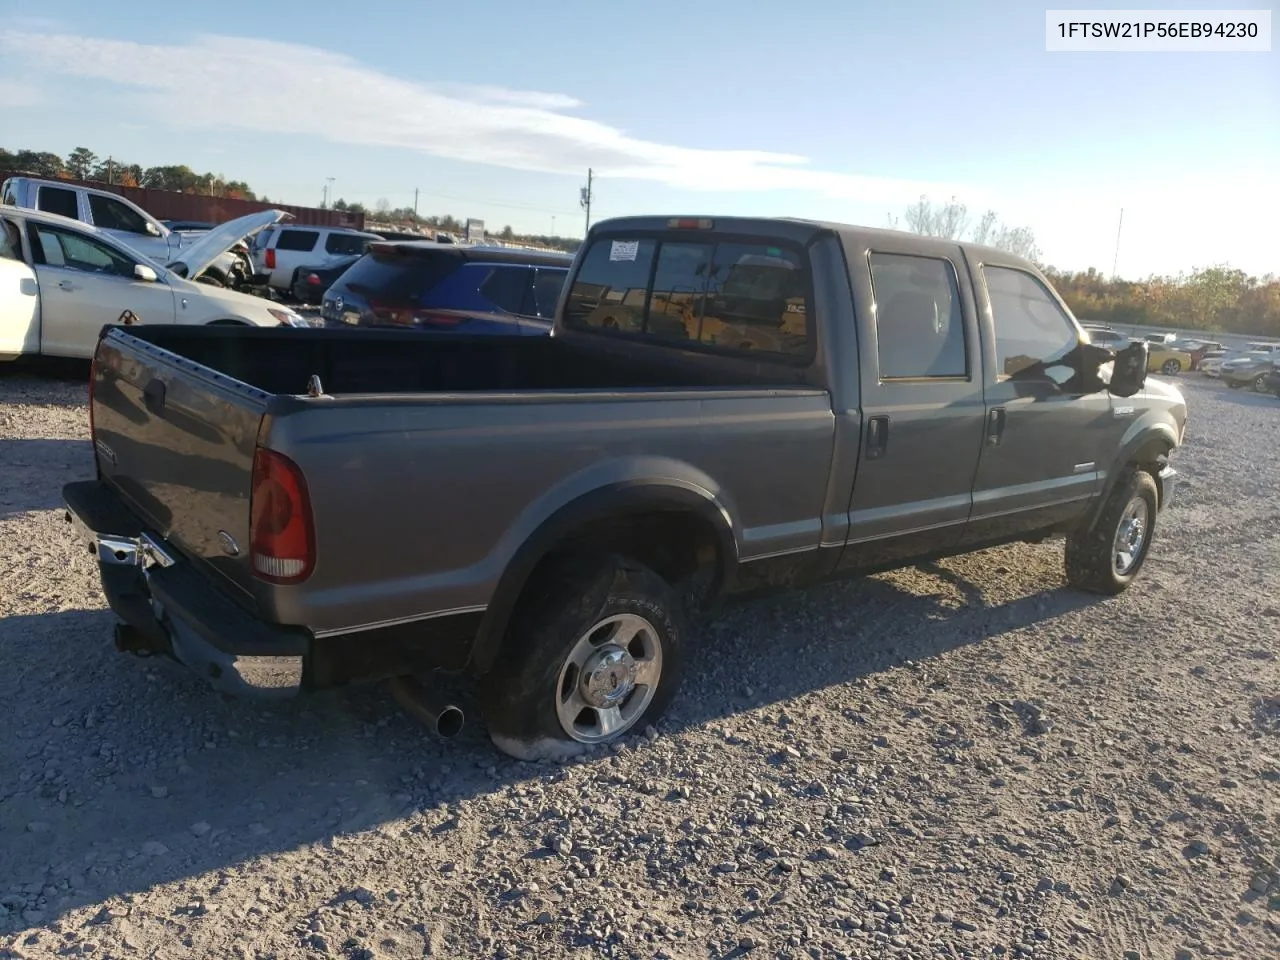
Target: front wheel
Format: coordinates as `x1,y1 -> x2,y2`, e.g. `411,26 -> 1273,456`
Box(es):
481,554 -> 686,761
1253,373 -> 1270,393
1161,359 -> 1181,375
1064,468 -> 1159,596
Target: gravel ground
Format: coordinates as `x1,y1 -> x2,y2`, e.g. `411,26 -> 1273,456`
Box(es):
1,366 -> 1278,960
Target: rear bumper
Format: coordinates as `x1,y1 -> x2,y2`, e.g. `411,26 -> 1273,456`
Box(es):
63,480 -> 309,699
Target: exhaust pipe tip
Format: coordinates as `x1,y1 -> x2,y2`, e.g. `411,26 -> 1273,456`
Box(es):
389,675 -> 465,740
435,704 -> 465,740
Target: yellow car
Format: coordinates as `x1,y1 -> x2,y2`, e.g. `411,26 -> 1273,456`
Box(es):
1145,343 -> 1194,376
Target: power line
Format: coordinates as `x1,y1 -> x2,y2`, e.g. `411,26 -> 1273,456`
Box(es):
331,187 -> 580,217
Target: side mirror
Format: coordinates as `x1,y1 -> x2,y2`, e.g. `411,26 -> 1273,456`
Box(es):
145,222 -> 161,237
1108,340 -> 1149,398
134,263 -> 158,283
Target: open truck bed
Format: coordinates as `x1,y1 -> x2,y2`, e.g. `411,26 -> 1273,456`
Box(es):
69,322 -> 833,697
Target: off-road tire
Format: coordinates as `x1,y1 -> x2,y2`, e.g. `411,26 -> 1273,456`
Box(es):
1064,468 -> 1159,596
481,554 -> 686,761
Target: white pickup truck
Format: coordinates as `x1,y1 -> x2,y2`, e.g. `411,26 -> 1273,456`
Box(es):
0,208 -> 312,361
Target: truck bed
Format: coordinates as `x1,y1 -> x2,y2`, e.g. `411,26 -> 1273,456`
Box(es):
89,325 -> 835,639
115,325 -> 811,396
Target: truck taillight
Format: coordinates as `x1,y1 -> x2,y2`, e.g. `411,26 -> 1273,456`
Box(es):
249,447 -> 315,584
265,248 -> 276,270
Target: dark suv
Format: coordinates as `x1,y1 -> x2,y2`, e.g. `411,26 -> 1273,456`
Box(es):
320,242 -> 572,334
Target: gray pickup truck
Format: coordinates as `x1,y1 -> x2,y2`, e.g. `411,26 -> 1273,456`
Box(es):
64,216 -> 1186,760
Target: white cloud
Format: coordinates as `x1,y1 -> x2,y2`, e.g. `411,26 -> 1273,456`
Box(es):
0,79 -> 45,107
0,29 -> 974,204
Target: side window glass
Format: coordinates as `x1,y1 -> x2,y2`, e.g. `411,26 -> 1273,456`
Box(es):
0,219 -> 22,261
527,268 -> 567,318
869,253 -> 967,378
983,266 -> 1080,384
563,238 -> 657,332
88,194 -> 149,234
37,186 -> 79,220
32,225 -> 134,277
325,233 -> 370,255
478,265 -> 533,313
274,230 -> 320,252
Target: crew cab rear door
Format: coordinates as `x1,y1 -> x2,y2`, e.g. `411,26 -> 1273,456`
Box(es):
835,235 -> 987,571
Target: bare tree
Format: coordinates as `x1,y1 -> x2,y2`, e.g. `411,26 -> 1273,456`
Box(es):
903,196 -> 934,234
898,196 -> 1040,263
934,196 -> 969,240
375,197 -> 391,215
971,210 -> 999,246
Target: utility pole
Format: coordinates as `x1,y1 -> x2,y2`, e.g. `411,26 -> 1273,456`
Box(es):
580,168 -> 593,235
414,187 -> 419,219
1111,208 -> 1123,279
323,177 -> 335,209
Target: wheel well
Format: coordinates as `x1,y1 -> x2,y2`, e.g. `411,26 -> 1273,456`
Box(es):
207,318 -> 248,326
1130,436 -> 1173,506
474,507 -> 725,675
533,508 -> 723,599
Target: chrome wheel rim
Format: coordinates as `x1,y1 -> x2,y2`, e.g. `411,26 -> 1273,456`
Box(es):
1254,375 -> 1269,393
555,613 -> 661,743
1113,496 -> 1150,576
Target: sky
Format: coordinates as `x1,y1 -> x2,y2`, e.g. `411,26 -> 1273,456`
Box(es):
0,0 -> 1276,277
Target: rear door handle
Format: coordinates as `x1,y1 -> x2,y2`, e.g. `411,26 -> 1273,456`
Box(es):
866,415 -> 889,459
987,407 -> 1007,446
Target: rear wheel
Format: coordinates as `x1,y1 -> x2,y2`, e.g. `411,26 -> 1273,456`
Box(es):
1160,359 -> 1181,375
1064,468 -> 1158,596
481,554 -> 686,761
1253,373 -> 1270,393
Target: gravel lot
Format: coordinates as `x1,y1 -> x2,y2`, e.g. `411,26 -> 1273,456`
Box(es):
1,366 -> 1278,960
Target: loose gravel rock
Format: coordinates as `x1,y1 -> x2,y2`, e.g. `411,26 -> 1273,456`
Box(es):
2,365 -> 1278,958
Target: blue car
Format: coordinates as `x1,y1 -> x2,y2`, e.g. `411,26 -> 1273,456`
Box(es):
320,242 -> 572,335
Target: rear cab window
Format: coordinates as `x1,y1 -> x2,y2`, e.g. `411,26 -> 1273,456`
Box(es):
563,232 -> 812,361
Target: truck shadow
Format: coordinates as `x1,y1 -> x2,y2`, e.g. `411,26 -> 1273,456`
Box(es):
0,562 -> 1102,929
0,439 -> 94,520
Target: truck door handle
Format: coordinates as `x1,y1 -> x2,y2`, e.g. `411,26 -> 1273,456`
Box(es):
143,378 -> 167,416
866,416 -> 889,459
58,279 -> 78,291
987,407 -> 1007,446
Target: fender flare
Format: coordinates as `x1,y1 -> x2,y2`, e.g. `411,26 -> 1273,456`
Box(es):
1085,422 -> 1178,531
469,480 -> 738,674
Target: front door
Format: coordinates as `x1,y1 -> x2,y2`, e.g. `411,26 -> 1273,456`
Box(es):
0,217 -> 40,357
961,261 -> 1118,546
26,221 -> 176,358
838,242 -> 987,571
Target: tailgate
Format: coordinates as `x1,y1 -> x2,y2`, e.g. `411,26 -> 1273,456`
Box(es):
90,329 -> 270,601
